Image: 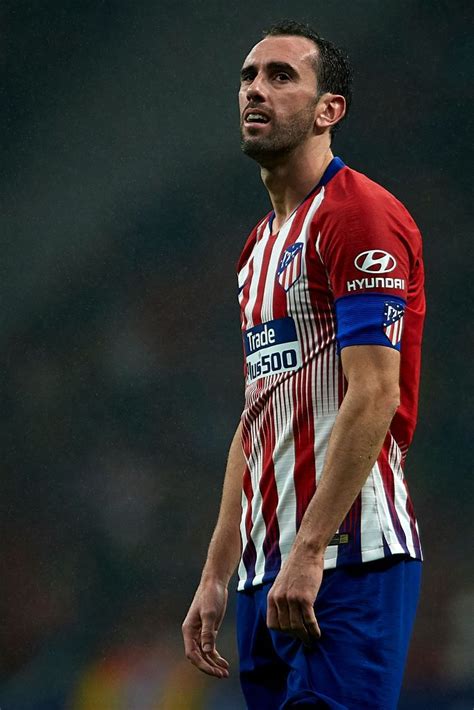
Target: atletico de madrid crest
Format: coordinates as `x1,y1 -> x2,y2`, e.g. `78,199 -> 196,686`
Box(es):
277,242 -> 304,291
383,301 -> 405,346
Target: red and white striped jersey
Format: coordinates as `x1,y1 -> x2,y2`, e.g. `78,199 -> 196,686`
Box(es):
236,157 -> 425,590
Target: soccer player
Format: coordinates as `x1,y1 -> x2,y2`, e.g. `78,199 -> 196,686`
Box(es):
182,20 -> 425,709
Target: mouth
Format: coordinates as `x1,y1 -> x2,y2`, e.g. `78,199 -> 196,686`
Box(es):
243,109 -> 271,127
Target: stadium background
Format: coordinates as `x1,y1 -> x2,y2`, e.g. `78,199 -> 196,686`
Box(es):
1,1 -> 472,708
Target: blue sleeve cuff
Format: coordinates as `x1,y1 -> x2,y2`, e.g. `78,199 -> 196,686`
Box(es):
335,293 -> 406,352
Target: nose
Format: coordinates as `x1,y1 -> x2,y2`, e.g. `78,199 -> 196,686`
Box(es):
246,74 -> 266,103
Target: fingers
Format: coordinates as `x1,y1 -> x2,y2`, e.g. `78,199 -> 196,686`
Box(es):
269,595 -> 310,645
267,593 -> 280,630
183,636 -> 229,678
301,604 -> 321,640
182,616 -> 229,679
186,639 -> 229,678
268,592 -> 293,636
267,592 -> 321,644
272,596 -> 291,635
201,610 -> 219,654
208,648 -> 230,672
288,601 -> 311,645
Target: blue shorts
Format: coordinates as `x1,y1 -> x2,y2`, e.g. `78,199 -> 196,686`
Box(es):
237,555 -> 421,709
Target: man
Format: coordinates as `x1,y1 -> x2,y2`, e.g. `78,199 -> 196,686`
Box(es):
182,20 -> 425,710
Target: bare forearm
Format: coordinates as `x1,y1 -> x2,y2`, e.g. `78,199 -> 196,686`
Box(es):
202,422 -> 244,586
295,384 -> 399,558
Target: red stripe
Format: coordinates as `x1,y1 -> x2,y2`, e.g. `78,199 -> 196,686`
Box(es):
306,229 -> 334,354
242,467 -> 253,539
293,361 -> 317,528
339,491 -> 362,548
242,464 -> 257,576
259,398 -> 281,566
392,321 -> 398,345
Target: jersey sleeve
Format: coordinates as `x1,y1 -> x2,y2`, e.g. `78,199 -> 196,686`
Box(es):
317,190 -> 417,352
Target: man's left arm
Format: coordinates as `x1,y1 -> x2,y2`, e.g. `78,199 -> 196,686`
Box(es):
267,344 -> 400,644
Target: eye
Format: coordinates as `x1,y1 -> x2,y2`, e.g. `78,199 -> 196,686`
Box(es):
240,71 -> 255,84
274,72 -> 291,82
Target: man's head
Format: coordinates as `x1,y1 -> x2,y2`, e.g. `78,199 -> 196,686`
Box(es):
239,21 -> 352,165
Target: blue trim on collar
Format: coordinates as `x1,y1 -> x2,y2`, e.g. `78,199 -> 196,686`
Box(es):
268,156 -> 345,232
317,155 -> 345,187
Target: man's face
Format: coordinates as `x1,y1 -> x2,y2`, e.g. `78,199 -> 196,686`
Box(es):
239,35 -> 320,163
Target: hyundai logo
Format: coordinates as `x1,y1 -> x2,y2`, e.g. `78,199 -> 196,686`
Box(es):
354,250 -> 397,274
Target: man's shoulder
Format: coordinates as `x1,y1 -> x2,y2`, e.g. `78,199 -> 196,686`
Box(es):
323,164 -> 418,229
332,165 -> 407,208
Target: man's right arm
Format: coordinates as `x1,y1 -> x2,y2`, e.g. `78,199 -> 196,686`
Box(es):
182,421 -> 244,678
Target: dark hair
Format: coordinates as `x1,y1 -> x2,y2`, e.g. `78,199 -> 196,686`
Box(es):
262,20 -> 353,136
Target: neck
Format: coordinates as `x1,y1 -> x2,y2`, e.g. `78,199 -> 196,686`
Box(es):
261,141 -> 334,233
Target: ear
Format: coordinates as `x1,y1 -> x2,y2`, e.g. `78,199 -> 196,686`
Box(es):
314,94 -> 346,132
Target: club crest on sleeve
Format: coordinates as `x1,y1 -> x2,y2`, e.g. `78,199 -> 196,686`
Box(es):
277,242 -> 303,292
383,301 -> 405,346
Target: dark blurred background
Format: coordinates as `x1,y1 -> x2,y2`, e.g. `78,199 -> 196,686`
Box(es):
0,1 -> 472,708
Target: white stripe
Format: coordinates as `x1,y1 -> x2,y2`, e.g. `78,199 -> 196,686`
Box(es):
389,436 -> 417,557
238,259 -> 250,292
360,469 -> 384,561
397,316 -> 404,344
327,338 -> 335,411
392,320 -> 399,345
372,461 -> 406,554
315,230 -> 323,262
243,222 -> 270,327
301,187 -> 326,236
315,346 -> 323,416
391,322 -> 397,345
238,488 -> 250,582
247,409 -> 267,578
249,571 -> 266,586
312,352 -> 340,571
415,519 -> 423,560
333,347 -> 340,411
261,216 -> 296,322
237,260 -> 251,314
322,347 -> 329,415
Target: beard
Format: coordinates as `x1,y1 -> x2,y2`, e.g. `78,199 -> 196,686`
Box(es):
240,100 -> 317,166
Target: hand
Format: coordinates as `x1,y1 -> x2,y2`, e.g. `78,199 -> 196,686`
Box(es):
182,578 -> 230,678
267,545 -> 324,645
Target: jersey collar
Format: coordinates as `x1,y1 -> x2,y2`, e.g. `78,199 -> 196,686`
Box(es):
317,155 -> 346,188
268,156 -> 346,234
